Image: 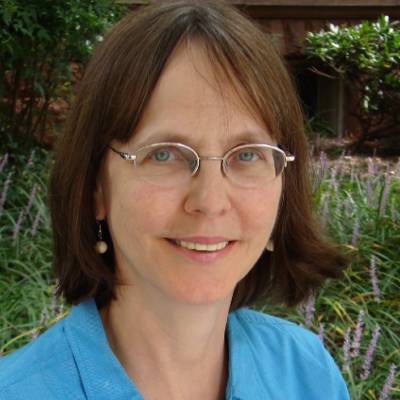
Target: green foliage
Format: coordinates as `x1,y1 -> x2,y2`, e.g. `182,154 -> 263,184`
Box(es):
0,149 -> 399,399
0,0 -> 127,152
305,16 -> 400,146
261,154 -> 400,399
0,147 -> 59,350
304,114 -> 336,142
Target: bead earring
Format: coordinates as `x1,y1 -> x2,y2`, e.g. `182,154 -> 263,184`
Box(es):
266,239 -> 274,252
95,220 -> 108,254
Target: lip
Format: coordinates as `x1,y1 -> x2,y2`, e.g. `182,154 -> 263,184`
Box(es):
165,238 -> 237,264
168,236 -> 233,244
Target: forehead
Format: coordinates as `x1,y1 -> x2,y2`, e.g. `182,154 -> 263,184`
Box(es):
128,39 -> 275,148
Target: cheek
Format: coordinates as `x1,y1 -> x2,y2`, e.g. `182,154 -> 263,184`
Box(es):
106,172 -> 281,245
235,182 -> 282,232
113,182 -> 179,236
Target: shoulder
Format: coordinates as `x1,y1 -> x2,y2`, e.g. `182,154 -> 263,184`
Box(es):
232,307 -> 328,365
0,317 -> 83,399
0,319 -> 68,385
229,307 -> 350,399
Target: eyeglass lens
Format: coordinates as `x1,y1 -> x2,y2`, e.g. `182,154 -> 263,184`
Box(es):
134,144 -> 285,187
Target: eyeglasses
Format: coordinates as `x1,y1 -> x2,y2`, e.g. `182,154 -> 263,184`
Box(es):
108,142 -> 295,188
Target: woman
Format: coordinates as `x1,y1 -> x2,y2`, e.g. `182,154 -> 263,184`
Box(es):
0,1 -> 350,399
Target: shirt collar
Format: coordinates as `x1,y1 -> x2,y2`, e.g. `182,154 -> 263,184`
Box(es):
226,309 -> 269,399
65,299 -> 143,400
65,299 -> 266,400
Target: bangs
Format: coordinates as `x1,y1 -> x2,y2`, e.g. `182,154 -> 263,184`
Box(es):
184,35 -> 281,143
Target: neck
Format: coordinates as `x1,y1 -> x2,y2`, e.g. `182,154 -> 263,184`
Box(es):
99,285 -> 232,400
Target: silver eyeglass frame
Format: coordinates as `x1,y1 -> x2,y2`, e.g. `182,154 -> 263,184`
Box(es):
108,142 -> 295,180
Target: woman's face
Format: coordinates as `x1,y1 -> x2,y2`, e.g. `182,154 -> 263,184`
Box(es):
95,41 -> 282,306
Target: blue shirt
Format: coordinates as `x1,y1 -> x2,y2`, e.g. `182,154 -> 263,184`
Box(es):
0,298 -> 349,399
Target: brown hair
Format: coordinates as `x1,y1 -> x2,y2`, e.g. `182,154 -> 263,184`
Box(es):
49,0 -> 348,311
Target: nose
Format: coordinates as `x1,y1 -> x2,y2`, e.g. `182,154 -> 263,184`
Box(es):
183,159 -> 232,218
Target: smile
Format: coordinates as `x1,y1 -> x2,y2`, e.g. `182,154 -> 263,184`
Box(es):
173,239 -> 229,251
165,238 -> 237,264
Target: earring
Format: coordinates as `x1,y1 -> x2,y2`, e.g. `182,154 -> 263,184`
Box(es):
266,239 -> 274,252
95,220 -> 108,254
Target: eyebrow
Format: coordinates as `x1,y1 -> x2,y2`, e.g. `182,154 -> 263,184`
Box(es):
133,130 -> 275,149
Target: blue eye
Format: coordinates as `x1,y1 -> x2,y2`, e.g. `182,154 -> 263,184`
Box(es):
152,150 -> 172,162
238,151 -> 259,162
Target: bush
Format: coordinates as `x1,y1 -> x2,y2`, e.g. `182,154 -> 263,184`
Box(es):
1,149 -> 399,399
305,16 -> 400,152
0,0 -> 127,152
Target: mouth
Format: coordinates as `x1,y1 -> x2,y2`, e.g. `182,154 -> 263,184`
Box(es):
167,238 -> 231,250
164,238 -> 237,263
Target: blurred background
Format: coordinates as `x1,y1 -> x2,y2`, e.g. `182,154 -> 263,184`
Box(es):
0,1 -> 399,399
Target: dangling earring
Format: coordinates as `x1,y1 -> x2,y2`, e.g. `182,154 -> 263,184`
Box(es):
266,239 -> 274,252
95,220 -> 108,254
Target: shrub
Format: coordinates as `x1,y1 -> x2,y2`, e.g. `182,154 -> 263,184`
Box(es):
0,0 -> 127,152
1,149 -> 398,399
305,16 -> 400,153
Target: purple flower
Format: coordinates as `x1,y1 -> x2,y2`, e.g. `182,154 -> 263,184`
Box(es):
317,323 -> 325,344
337,163 -> 345,182
321,194 -> 329,228
344,197 -> 352,220
31,328 -> 39,340
12,208 -> 25,241
342,327 -> 352,371
352,219 -> 360,247
350,164 -> 355,184
58,303 -> 65,315
312,151 -> 327,191
330,165 -> 338,192
0,153 -> 9,173
12,183 -> 38,241
336,161 -> 342,178
304,294 -> 316,328
27,149 -> 35,168
335,192 -> 342,217
0,173 -> 12,217
367,157 -> 374,173
351,309 -> 365,358
309,144 -> 315,159
50,285 -> 58,317
39,310 -> 47,325
379,172 -> 392,217
369,255 -> 381,302
391,198 -> 397,223
31,209 -> 41,236
371,157 -> 379,175
25,184 -> 38,214
319,151 -> 328,181
379,364 -> 397,400
31,308 -> 48,341
360,324 -> 381,380
367,158 -> 374,207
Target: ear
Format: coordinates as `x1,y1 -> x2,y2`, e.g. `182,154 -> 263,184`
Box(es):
94,175 -> 107,220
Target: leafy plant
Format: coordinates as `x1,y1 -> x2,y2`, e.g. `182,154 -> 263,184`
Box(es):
0,0 -> 127,152
305,16 -> 400,152
264,152 -> 400,399
1,148 -> 399,399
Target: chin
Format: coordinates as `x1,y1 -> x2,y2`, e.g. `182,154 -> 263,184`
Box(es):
168,280 -> 235,307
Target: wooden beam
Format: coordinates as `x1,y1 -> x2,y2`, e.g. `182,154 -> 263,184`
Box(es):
233,0 -> 399,5
118,1 -> 400,19
119,0 -> 400,6
234,0 -> 399,4
241,6 -> 400,19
